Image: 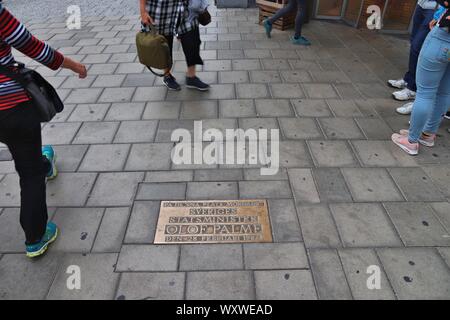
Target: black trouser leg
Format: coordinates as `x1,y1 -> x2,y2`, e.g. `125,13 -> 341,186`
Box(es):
0,103 -> 50,245
179,27 -> 203,67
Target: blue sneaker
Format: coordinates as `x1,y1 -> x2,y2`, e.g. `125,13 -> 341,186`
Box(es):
263,19 -> 273,38
290,35 -> 311,46
42,145 -> 57,180
26,222 -> 59,258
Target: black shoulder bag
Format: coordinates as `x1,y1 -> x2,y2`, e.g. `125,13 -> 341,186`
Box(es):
0,62 -> 64,122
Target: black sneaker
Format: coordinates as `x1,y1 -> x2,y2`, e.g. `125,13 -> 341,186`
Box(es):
163,74 -> 181,91
186,76 -> 210,91
445,112 -> 450,120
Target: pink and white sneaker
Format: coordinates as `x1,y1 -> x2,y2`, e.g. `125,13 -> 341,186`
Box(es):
399,129 -> 436,147
391,133 -> 419,155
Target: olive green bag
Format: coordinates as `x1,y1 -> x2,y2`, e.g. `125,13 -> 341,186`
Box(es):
136,25 -> 172,77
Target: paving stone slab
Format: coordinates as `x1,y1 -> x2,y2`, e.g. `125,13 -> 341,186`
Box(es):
125,143 -> 173,171
308,141 -> 358,167
342,168 -> 404,202
422,166 -> 450,199
79,144 -> 130,172
236,84 -> 269,99
87,172 -> 144,206
338,249 -> 396,300
355,118 -> 393,140
244,168 -> 288,181
42,122 -> 82,145
181,100 -> 218,119
104,102 -> 145,121
219,71 -> 249,83
249,70 -> 282,84
143,101 -> 181,120
73,122 -> 120,144
244,243 -> 308,269
384,202 -> 450,246
330,203 -> 402,247
352,141 -> 418,167
114,120 -> 158,143
146,171 -> 194,183
0,208 -> 27,253
296,204 -> 342,248
46,173 -> 97,206
194,169 -> 243,181
255,270 -> 317,300
92,207 -> 130,252
292,99 -> 332,117
0,174 -> 20,206
255,99 -> 293,117
377,248 -> 450,299
279,118 -> 323,140
51,207 -> 104,252
115,272 -> 185,300
133,87 -> 167,102
319,118 -> 364,140
278,141 -> 314,168
187,181 -> 238,200
0,253 -> 60,300
270,83 -> 305,99
67,104 -> 110,122
309,249 -> 353,300
186,271 -> 254,300
437,248 -> 450,267
280,70 -> 312,83
116,245 -> 179,271
239,180 -> 292,199
124,201 -> 160,244
180,244 -> 243,271
47,253 -> 119,300
303,83 -> 338,99
388,168 -> 445,201
136,182 -> 186,200
326,99 -> 363,117
219,99 -> 256,118
313,168 -> 353,203
268,199 -> 302,242
430,202 -> 450,232
65,88 -> 103,104
288,169 -> 320,204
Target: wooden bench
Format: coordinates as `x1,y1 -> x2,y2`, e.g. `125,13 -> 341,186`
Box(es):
256,0 -> 295,31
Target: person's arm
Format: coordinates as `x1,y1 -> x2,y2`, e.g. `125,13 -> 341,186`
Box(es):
0,5 -> 86,78
140,0 -> 154,25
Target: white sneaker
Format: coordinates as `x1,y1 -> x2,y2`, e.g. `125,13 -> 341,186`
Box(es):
388,79 -> 407,89
393,88 -> 416,101
396,102 -> 414,115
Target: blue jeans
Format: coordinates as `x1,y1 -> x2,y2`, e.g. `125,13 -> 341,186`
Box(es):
409,27 -> 450,143
403,6 -> 435,92
268,0 -> 307,38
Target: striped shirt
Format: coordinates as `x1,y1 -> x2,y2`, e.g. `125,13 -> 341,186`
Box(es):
0,4 -> 64,110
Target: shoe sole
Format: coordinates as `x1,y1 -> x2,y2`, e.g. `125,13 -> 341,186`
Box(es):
163,82 -> 181,91
392,139 -> 418,156
393,94 -> 415,101
26,227 -> 59,258
46,153 -> 58,180
387,81 -> 406,89
186,85 -> 210,91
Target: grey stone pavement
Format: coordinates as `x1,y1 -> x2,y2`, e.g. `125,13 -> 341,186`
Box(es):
1,1 -> 450,300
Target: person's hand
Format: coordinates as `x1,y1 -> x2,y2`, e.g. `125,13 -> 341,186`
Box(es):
429,19 -> 437,30
140,12 -> 154,25
62,57 -> 87,79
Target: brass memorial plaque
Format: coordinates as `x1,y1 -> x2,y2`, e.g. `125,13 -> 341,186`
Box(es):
154,200 -> 273,244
